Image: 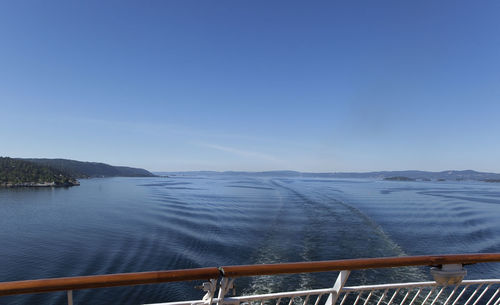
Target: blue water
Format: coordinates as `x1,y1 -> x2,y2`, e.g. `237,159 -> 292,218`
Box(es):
0,176 -> 499,304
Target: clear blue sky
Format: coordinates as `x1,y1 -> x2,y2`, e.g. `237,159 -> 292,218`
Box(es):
1,1 -> 499,172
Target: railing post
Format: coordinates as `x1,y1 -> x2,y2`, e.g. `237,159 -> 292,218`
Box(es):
67,290 -> 73,305
324,270 -> 350,305
217,277 -> 235,305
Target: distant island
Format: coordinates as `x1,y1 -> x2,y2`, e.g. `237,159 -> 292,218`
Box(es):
1,157 -> 155,188
383,176 -> 416,181
483,179 -> 500,183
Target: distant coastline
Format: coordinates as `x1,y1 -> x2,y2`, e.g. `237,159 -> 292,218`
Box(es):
157,169 -> 500,183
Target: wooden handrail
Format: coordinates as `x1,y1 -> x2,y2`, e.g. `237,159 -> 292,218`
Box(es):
1,253 -> 500,297
0,267 -> 220,297
221,253 -> 500,277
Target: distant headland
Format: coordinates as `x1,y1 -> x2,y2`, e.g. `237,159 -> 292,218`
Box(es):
0,157 -> 155,188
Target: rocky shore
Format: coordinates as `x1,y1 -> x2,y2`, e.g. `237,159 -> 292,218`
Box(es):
0,180 -> 80,188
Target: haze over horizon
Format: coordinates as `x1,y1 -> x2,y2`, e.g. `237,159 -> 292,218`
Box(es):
1,1 -> 500,173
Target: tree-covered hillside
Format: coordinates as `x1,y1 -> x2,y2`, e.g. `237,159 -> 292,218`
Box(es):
0,157 -> 79,186
23,159 -> 155,178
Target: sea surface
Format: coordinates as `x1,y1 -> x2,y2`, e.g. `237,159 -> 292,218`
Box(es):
0,176 -> 499,305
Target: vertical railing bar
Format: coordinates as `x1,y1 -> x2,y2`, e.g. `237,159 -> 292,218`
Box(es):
451,285 -> 470,305
430,286 -> 446,305
352,292 -> 363,305
376,289 -> 389,305
485,288 -> 499,305
472,284 -> 492,305
261,299 -> 264,305
276,298 -> 282,305
387,288 -> 401,305
362,291 -> 373,305
464,284 -> 484,305
314,295 -> 324,305
339,293 -> 350,305
408,288 -> 422,305
288,296 -> 295,305
303,295 -> 310,305
443,285 -> 460,305
420,287 -> 436,305
67,290 -> 73,305
399,289 -> 412,305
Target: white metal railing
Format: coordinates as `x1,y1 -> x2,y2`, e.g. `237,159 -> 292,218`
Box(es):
146,276 -> 500,305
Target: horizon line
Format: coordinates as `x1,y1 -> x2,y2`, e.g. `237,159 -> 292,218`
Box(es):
152,169 -> 500,174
